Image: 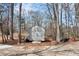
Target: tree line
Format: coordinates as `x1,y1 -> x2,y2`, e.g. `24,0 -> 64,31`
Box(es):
0,3 -> 79,44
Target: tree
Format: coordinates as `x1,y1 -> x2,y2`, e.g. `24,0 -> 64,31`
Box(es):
6,4 -> 10,41
10,3 -> 14,40
18,3 -> 22,44
46,4 -> 55,39
0,13 -> 4,43
47,4 -> 60,42
0,4 -> 8,43
28,10 -> 43,27
54,4 -> 60,42
75,4 -> 79,37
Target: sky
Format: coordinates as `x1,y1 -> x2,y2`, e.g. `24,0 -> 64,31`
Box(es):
14,3 -> 48,14
13,3 -> 76,30
14,3 -> 49,30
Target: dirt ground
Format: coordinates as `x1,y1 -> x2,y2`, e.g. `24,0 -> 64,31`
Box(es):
0,34 -> 79,56
0,41 -> 79,56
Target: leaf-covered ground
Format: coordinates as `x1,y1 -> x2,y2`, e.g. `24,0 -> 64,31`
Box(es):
0,41 -> 79,56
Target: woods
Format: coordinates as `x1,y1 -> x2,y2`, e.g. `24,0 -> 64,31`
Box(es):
0,3 -> 78,44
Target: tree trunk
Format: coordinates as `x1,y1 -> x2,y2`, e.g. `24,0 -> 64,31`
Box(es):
60,4 -> 63,39
18,3 -> 22,44
46,4 -> 54,38
75,4 -> 79,37
10,3 -> 14,40
6,6 -> 10,40
54,4 -> 60,42
0,14 -> 4,43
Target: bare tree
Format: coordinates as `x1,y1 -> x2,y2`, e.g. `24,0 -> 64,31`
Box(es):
46,3 -> 60,42
0,13 -> 4,43
10,3 -> 14,40
28,10 -> 43,27
46,4 -> 55,39
54,4 -> 60,42
0,4 -> 5,43
18,3 -> 22,44
75,4 -> 79,37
